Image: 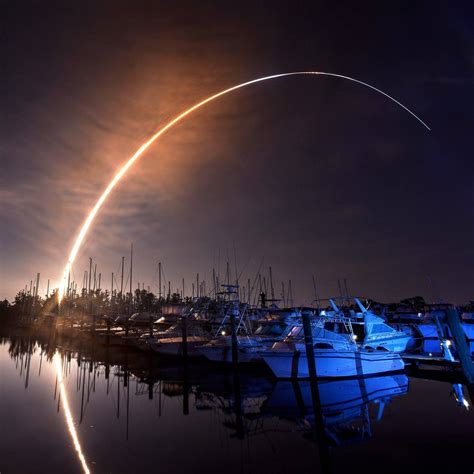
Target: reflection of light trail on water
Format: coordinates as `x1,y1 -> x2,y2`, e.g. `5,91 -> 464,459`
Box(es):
53,352 -> 91,474
57,71 -> 430,302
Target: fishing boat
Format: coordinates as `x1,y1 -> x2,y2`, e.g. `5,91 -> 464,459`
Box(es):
196,284 -> 266,363
197,308 -> 306,363
197,335 -> 265,363
320,297 -> 411,352
397,306 -> 474,355
260,346 -> 404,379
148,334 -> 211,357
260,311 -> 404,379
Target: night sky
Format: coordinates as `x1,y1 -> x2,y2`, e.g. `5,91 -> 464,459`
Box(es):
2,1 -> 473,303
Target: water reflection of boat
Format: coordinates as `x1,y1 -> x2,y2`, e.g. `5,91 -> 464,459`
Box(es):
265,374 -> 409,445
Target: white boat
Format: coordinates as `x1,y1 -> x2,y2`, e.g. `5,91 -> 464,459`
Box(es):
128,312 -> 158,326
149,335 -> 211,357
261,346 -> 404,379
197,335 -> 264,363
197,284 -> 264,363
198,312 -> 306,363
404,317 -> 474,355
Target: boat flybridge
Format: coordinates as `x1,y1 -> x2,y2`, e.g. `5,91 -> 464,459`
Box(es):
320,297 -> 411,353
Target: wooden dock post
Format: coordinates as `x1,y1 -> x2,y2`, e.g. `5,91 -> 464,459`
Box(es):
181,311 -> 189,415
445,307 -> 474,386
233,369 -> 244,439
301,312 -> 318,380
181,312 -> 188,359
149,314 -> 153,339
230,303 -> 238,368
106,316 -> 111,345
301,311 -> 332,473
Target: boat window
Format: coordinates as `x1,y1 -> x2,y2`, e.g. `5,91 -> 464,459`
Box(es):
255,324 -> 284,336
324,322 -> 336,332
315,342 -> 333,349
352,323 -> 365,340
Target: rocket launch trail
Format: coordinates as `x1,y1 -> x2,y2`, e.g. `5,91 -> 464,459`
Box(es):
57,71 -> 430,302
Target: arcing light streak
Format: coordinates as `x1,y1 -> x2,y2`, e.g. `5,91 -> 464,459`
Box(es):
53,352 -> 90,474
57,71 -> 430,302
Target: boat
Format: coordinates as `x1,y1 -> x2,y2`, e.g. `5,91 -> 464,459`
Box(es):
260,304 -> 404,379
128,311 -> 159,326
197,284 -> 266,363
197,335 -> 264,363
149,335 -> 211,357
399,308 -> 474,355
321,297 -> 411,353
260,346 -> 404,379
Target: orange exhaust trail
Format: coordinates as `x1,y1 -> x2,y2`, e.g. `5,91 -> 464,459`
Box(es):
57,71 -> 430,302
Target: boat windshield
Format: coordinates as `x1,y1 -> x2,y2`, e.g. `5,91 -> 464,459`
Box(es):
254,324 -> 285,336
287,326 -> 303,338
369,323 -> 395,334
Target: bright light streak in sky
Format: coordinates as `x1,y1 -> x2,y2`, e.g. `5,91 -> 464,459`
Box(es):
57,71 -> 430,302
53,352 -> 91,474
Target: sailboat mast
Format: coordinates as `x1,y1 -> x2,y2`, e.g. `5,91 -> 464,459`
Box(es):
158,262 -> 162,299
129,244 -> 133,301
269,266 -> 275,301
120,256 -> 125,297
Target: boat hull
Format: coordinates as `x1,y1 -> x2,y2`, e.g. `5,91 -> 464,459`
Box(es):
197,345 -> 261,363
261,349 -> 404,379
150,337 -> 210,357
363,334 -> 411,353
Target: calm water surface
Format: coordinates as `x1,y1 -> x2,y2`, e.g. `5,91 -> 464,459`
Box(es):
1,329 -> 473,474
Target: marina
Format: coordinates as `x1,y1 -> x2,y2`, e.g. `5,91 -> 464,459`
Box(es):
1,306 -> 473,473
1,281 -> 473,473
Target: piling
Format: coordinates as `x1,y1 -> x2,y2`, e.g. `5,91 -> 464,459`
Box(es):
230,303 -> 238,368
106,316 -> 111,346
445,307 -> 474,398
181,312 -> 188,359
149,315 -> 154,339
233,370 -> 244,439
301,311 -> 332,473
181,312 -> 189,415
301,312 -> 318,380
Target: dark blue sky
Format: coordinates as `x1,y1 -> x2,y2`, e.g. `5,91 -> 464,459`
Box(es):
2,1 -> 473,303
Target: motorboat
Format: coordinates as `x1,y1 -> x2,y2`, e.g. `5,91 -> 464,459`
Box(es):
318,297 -> 411,352
260,346 -> 404,379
